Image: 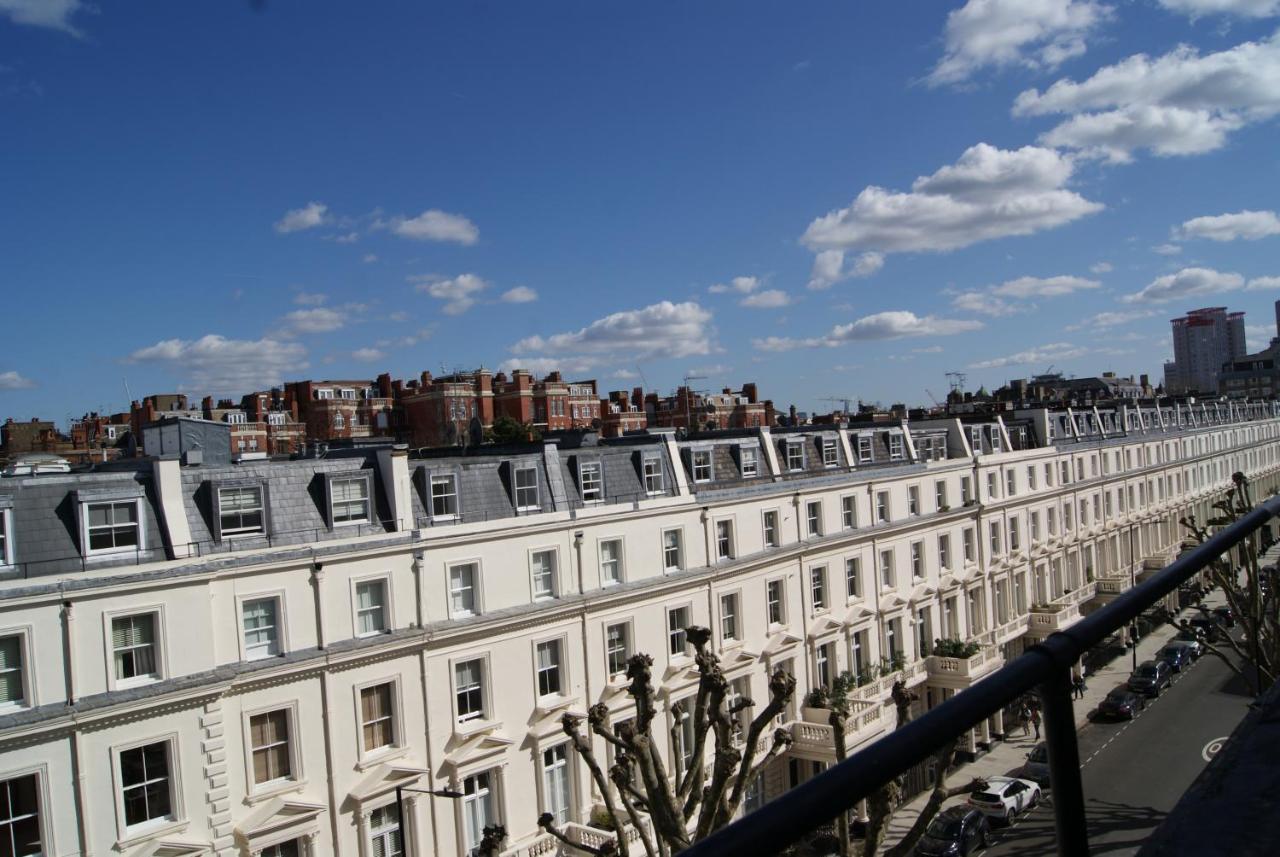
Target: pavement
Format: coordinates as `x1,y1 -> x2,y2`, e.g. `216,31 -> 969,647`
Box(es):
879,582 -> 1242,855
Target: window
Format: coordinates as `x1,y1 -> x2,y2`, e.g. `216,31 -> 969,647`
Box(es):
842,496 -> 857,529
662,529 -> 683,571
119,741 -> 173,829
1048,507 -> 1057,536
455,659 -> 486,723
668,606 -> 691,656
786,441 -> 804,471
643,457 -> 664,494
112,614 -> 158,684
845,558 -> 862,599
85,500 -> 141,553
333,413 -> 346,431
938,534 -> 951,570
242,597 -> 281,660
963,528 -> 975,563
542,744 -> 572,827
514,466 -> 540,511
691,450 -> 713,483
330,476 -> 370,525
0,773 -> 41,857
249,709 -> 293,785
530,550 -> 557,600
986,472 -> 998,500
606,623 -> 631,675
720,593 -> 739,641
449,563 -> 478,617
766,580 -> 785,625
880,549 -> 895,588
431,474 -> 459,519
822,439 -> 838,467
810,566 -> 827,610
1027,466 -> 1037,490
907,486 -> 920,516
1010,517 -> 1021,551
888,433 -> 904,460
536,640 -> 564,697
715,520 -> 734,561
579,461 -> 603,502
462,772 -> 497,857
763,510 -> 779,548
857,435 -> 873,462
910,541 -> 924,579
599,539 -> 623,586
935,481 -> 947,511
369,804 -> 403,857
360,683 -> 396,753
0,636 -> 27,709
218,486 -> 265,538
355,579 -> 388,636
1030,511 -> 1040,542
816,642 -> 834,688
960,476 -> 972,505
0,509 -> 11,567
876,491 -> 890,523
989,521 -> 1002,555
806,501 -> 823,537
740,447 -> 759,477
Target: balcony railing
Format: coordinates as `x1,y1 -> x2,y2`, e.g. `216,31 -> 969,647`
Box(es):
680,492 -> 1280,857
925,644 -> 1003,684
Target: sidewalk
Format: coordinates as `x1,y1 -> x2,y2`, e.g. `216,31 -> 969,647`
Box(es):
879,586 -> 1225,851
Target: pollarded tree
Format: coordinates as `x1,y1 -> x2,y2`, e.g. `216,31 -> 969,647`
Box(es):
534,625 -> 796,856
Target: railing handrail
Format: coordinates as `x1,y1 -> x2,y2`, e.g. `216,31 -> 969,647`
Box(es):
679,492 -> 1280,857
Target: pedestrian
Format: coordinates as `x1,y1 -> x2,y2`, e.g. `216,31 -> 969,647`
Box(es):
1019,705 -> 1031,737
1072,673 -> 1086,699
1031,708 -> 1042,740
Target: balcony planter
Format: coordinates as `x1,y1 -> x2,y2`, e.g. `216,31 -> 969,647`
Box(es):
802,706 -> 833,724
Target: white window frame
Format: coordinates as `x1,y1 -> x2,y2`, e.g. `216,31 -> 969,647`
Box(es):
879,549 -> 895,589
453,655 -> 491,727
857,434 -> 873,462
841,495 -> 857,530
934,480 -> 947,511
875,491 -> 890,524
643,456 -> 664,494
0,626 -> 34,711
938,534 -> 951,571
0,508 -> 13,568
430,472 -> 460,520
888,433 -> 904,460
533,636 -> 568,700
242,701 -> 303,798
329,474 -> 372,527
740,446 -> 759,477
540,742 -> 575,828
719,591 -> 741,644
605,620 -> 632,677
351,574 -> 392,638
103,607 -> 166,691
667,604 -> 692,658
766,578 -> 787,626
513,465 -> 540,512
810,565 -> 828,612
110,733 -> 183,843
845,557 -> 862,600
237,592 -> 287,662
598,537 -> 624,586
806,500 -> 823,537
661,528 -> 684,572
448,560 -> 482,618
0,766 -> 51,857
81,497 -> 145,557
910,541 -> 924,579
354,677 -> 403,763
529,547 -> 559,601
786,440 -> 805,471
578,460 -> 604,503
822,439 -> 838,467
715,518 -> 735,561
907,486 -> 919,516
459,769 -> 502,857
762,509 -> 780,548
691,449 -> 714,483
216,483 -> 267,540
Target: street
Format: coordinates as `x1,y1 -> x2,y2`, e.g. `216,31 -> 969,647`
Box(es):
981,641 -> 1254,856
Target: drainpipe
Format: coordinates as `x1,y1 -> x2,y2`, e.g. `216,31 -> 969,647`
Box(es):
318,669 -> 343,853
412,551 -> 426,629
311,563 -> 327,650
61,599 -> 78,705
70,727 -> 91,857
419,646 -> 445,857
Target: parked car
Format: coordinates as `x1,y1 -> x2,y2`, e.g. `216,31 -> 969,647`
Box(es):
1176,626 -> 1208,645
914,805 -> 990,856
967,776 -> 1042,824
1212,605 -> 1236,628
1019,743 -> 1051,786
1188,616 -> 1226,641
1128,660 -> 1173,697
1157,644 -> 1192,673
1165,638 -> 1203,660
1097,687 -> 1146,719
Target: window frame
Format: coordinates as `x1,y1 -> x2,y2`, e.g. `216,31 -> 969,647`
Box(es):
642,455 -> 665,495
785,440 -> 805,472
528,547 -> 560,601
719,591 -> 741,645
661,528 -> 684,573
80,497 -> 145,557
762,509 -> 780,548
243,702 -> 303,797
667,604 -> 693,659
845,557 -> 862,601
448,560 -> 483,619
810,565 -> 828,612
879,548 -> 896,589
605,620 -> 633,677
103,606 -> 166,691
821,438 -> 839,468
806,500 -> 823,537
739,446 -> 759,478
452,654 -> 491,728
907,486 -> 920,516
857,434 -> 873,463
350,573 -> 392,638
0,626 -> 34,711
539,741 -> 576,828
110,733 -> 183,842
0,507 -> 13,568
533,636 -> 568,700
327,472 -> 373,528
0,767 -> 50,857
513,464 -> 541,512
429,470 -> 461,521
237,592 -> 287,662
577,459 -> 604,504
841,495 -> 857,530
598,537 -> 625,587
213,481 -> 268,541
888,433 -> 904,460
875,491 -> 890,524
765,577 -> 787,627
714,518 -> 735,562
690,448 -> 714,484
354,677 -> 403,763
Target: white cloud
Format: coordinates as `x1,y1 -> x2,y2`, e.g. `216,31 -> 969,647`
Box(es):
928,0 -> 1113,87
951,290 -> 1023,317
1247,275 -> 1280,291
512,301 -> 714,359
741,289 -> 792,308
1246,322 -> 1277,350
388,311 -> 409,322
709,276 -> 760,294
293,291 -> 328,306
351,347 -> 386,362
1123,266 -> 1245,302
1014,33 -> 1280,161
1066,309 -> 1154,330
753,311 -> 982,351
1090,261 -> 1113,273
688,363 -> 732,377
363,253 -> 378,263
387,209 -> 479,245
801,144 -> 1102,258
412,273 -> 487,315
274,202 -> 329,234
1158,1 -> 1280,18
990,274 -> 1100,297
283,307 -> 345,333
501,286 -> 539,304
497,357 -> 596,377
0,369 -> 34,390
806,251 -> 884,290
0,0 -> 86,35
331,231 -> 360,244
612,369 -> 640,380
1178,210 -> 1280,242
914,345 -> 945,354
1153,243 -> 1183,255
125,335 -> 308,393
969,341 -> 1088,369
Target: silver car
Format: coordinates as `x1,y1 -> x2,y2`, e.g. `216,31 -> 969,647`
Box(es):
1165,638 -> 1203,660
1020,743 -> 1051,786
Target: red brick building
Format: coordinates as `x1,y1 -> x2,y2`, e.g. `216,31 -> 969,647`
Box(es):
283,378 -> 398,444
600,389 -> 648,437
645,382 -> 773,433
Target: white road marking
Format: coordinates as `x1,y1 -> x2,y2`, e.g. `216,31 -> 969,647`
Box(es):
1202,736 -> 1229,761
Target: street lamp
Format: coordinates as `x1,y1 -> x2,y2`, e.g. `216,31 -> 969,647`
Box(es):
395,784 -> 464,854
1128,524 -> 1138,672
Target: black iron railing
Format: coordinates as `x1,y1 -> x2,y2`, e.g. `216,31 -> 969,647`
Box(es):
681,493 -> 1280,857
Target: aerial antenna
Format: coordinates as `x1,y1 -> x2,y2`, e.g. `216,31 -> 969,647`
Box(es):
682,371 -> 707,431
123,376 -> 133,405
945,372 -> 967,394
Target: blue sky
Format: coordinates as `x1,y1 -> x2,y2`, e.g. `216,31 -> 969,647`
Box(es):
2,1 -> 1280,424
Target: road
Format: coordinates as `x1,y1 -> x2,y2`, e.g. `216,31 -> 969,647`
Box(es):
982,642 -> 1253,856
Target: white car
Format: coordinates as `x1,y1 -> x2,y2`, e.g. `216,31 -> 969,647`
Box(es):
967,776 -> 1042,823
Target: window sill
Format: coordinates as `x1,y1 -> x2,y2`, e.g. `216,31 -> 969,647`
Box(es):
356,745 -> 409,772
117,818 -> 188,850
115,675 -> 161,691
454,718 -> 502,738
245,778 -> 306,806
535,694 -> 576,717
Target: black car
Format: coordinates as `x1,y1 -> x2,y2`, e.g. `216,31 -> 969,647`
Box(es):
1188,616 -> 1226,641
1097,687 -> 1146,720
1128,660 -> 1173,697
1212,605 -> 1236,628
1157,644 -> 1192,673
914,805 -> 990,856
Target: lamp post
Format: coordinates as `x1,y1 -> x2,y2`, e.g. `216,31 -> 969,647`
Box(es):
395,785 -> 464,855
1128,524 -> 1139,672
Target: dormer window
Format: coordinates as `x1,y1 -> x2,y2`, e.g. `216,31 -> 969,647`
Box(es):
329,474 -> 371,526
225,412 -> 246,425
216,484 -> 266,539
316,388 -> 334,400
857,435 -> 873,462
514,465 -> 540,511
785,440 -> 804,471
267,412 -> 286,426
578,460 -> 603,503
340,388 -> 357,400
822,438 -> 838,467
643,456 -> 664,494
739,446 -> 759,477
691,449 -> 713,483
80,494 -> 144,557
888,433 -> 904,460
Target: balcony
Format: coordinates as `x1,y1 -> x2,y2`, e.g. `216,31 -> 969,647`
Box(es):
501,819 -> 654,857
1027,601 -> 1082,636
790,702 -> 886,760
925,643 -> 1003,689
1093,575 -> 1133,600
984,615 -> 1030,646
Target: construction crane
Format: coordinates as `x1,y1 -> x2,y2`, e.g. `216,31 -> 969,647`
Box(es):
682,372 -> 707,431
819,396 -> 857,414
925,389 -> 943,407
945,371 -> 967,395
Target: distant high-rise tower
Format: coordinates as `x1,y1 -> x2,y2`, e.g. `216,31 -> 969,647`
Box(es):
1165,307 -> 1246,394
